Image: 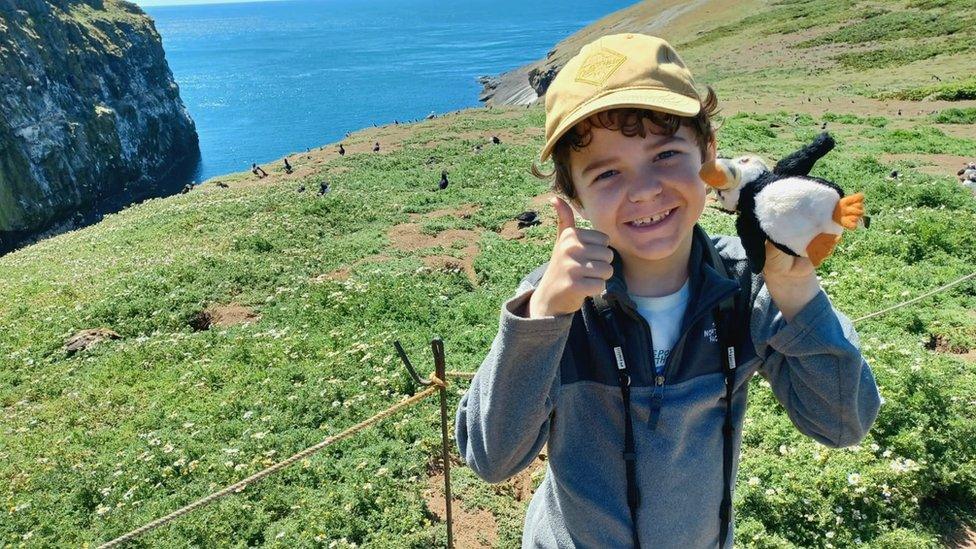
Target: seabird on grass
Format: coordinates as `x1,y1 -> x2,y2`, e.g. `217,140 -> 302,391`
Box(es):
339,144 -> 345,156
438,171 -> 449,190
373,142 -> 380,153
516,211 -> 540,228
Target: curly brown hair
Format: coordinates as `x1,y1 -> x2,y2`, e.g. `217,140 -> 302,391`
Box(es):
532,86 -> 720,205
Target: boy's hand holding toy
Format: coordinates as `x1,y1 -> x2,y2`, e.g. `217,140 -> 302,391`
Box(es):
699,132 -> 868,274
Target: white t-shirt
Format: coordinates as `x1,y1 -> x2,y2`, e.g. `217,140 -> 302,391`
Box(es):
629,279 -> 691,376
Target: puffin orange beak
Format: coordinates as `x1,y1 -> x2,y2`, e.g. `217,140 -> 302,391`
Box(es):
700,159 -> 740,191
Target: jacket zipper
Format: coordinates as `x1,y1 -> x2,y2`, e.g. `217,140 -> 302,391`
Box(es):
617,287 -> 739,430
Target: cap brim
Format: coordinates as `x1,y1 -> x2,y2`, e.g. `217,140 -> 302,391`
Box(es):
539,88 -> 701,162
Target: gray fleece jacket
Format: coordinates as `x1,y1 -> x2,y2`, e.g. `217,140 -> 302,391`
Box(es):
455,230 -> 882,548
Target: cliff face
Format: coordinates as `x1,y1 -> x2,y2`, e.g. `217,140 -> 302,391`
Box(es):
0,0 -> 198,252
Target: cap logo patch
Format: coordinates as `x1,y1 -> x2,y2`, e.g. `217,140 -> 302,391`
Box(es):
575,48 -> 627,86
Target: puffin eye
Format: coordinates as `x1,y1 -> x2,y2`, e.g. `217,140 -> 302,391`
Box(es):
739,158 -> 750,165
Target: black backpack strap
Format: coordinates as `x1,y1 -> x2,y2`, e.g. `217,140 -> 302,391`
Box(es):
696,226 -> 741,549
592,296 -> 641,549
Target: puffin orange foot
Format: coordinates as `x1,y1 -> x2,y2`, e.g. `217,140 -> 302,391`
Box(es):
806,233 -> 841,267
833,192 -> 865,230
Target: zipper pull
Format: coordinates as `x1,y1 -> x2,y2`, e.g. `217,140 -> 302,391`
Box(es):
648,375 -> 665,430
648,394 -> 662,430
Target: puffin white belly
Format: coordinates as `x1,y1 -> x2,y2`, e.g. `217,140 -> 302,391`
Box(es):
754,177 -> 843,256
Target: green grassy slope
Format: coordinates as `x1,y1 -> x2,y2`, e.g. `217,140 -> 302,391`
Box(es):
2,1 -> 976,548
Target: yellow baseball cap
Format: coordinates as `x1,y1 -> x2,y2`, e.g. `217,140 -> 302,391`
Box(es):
540,33 -> 702,162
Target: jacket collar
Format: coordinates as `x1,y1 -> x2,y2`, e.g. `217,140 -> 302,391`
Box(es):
601,225 -> 740,328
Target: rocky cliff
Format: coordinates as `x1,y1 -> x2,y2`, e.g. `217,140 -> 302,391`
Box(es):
0,0 -> 198,253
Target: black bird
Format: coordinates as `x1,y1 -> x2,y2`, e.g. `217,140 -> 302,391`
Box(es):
889,170 -> 899,179
373,142 -> 380,153
318,181 -> 330,195
338,144 -> 345,156
438,171 -> 449,190
491,135 -> 501,145
284,158 -> 293,174
516,211 -> 540,228
180,183 -> 192,194
296,185 -> 305,193
821,122 -> 828,130
897,109 -> 902,116
216,181 -> 229,188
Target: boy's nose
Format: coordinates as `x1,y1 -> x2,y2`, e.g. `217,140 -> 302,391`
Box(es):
628,173 -> 664,202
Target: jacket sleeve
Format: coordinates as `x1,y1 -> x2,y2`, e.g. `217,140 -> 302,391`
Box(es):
751,285 -> 882,448
455,275 -> 574,483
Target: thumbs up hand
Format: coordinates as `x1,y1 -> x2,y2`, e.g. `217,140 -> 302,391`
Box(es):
528,197 -> 615,318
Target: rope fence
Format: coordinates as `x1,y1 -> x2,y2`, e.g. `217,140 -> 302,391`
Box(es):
96,269 -> 976,547
99,383 -> 442,548
851,270 -> 976,324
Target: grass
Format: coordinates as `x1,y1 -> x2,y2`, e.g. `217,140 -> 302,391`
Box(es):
798,10 -> 975,47
832,41 -> 970,71
874,77 -> 976,101
931,108 -> 976,124
4,0 -> 976,546
2,104 -> 976,547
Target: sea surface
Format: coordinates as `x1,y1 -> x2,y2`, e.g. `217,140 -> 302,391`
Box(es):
146,0 -> 637,182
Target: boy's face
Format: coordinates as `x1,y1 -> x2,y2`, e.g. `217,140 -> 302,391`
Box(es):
568,119 -> 714,271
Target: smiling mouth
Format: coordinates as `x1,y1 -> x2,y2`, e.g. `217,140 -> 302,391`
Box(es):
627,208 -> 676,227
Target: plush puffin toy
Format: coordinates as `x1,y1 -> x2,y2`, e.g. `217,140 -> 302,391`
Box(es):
699,132 -> 868,274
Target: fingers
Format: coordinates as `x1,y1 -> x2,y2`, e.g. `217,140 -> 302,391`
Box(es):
576,228 -> 610,247
580,259 -> 614,280
552,196 -> 577,234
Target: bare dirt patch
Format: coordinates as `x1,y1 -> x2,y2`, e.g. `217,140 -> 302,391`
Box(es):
387,224 -> 480,285
942,523 -> 976,548
499,219 -> 528,240
504,453 -> 548,503
387,223 -> 479,252
880,154 -> 974,177
938,124 -> 976,141
721,97 -> 976,121
530,192 -> 556,209
425,471 -> 499,549
311,254 -> 391,282
192,304 -> 260,331
425,452 -> 547,548
420,246 -> 479,286
925,334 -> 970,355
408,204 -> 481,222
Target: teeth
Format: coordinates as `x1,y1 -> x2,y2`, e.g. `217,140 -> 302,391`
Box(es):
631,209 -> 673,226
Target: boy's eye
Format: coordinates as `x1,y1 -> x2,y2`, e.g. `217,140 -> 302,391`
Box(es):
655,150 -> 680,161
594,169 -> 618,182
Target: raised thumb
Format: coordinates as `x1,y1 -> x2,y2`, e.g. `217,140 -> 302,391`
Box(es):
552,196 -> 577,234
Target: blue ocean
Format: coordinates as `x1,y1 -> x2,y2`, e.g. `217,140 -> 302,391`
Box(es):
146,0 -> 636,182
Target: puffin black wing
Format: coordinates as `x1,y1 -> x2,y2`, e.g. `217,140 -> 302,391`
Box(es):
773,132 -> 835,177
737,212 -> 767,274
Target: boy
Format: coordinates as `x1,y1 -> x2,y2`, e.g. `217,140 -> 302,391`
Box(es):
455,34 -> 881,548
